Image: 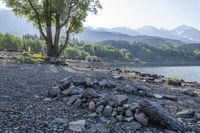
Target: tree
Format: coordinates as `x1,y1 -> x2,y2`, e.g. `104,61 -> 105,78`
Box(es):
3,0 -> 101,58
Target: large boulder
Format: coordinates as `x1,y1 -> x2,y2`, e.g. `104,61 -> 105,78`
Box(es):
61,85 -> 83,96
58,77 -> 73,90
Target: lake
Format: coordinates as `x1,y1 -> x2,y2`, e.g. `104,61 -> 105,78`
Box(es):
118,65 -> 200,82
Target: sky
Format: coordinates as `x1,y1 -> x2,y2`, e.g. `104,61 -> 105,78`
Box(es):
1,0 -> 200,30
85,0 -> 200,30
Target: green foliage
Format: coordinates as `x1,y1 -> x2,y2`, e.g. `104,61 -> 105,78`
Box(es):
64,40 -> 134,62
65,47 -> 88,60
193,49 -> 200,55
4,0 -> 102,57
169,76 -> 180,81
100,40 -> 200,62
105,123 -> 115,131
85,55 -> 100,62
0,33 -> 23,50
0,33 -> 44,53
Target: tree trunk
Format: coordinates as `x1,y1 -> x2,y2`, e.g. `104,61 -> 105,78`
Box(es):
47,44 -> 59,58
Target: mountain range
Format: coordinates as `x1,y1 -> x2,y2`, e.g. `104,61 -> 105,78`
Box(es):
1,9 -> 200,44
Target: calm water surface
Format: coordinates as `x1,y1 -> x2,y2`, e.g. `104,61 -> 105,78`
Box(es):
119,66 -> 200,82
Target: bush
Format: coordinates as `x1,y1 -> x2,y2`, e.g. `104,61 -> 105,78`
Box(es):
86,55 -> 101,62
16,52 -> 46,64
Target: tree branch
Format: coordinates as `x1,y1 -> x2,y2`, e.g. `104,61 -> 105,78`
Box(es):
27,0 -> 47,41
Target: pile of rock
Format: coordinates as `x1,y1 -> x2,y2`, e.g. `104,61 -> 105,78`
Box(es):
46,76 -> 196,132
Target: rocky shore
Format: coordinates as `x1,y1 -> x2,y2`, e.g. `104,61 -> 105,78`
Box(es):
0,51 -> 200,133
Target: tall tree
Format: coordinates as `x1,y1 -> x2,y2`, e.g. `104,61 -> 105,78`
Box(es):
3,0 -> 101,58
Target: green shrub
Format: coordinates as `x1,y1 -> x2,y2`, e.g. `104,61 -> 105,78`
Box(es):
85,55 -> 101,62
16,52 -> 46,64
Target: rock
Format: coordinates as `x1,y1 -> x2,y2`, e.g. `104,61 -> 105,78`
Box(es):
167,79 -> 182,86
111,110 -> 118,117
82,89 -> 99,99
50,118 -> 68,125
183,90 -> 199,97
43,98 -> 51,102
67,95 -> 78,105
111,95 -> 129,106
96,105 -> 104,114
116,115 -> 123,122
134,109 -> 149,126
123,116 -> 134,122
69,119 -> 86,132
73,98 -> 82,107
177,109 -> 195,118
103,105 -> 113,116
89,101 -> 96,111
164,129 -> 177,133
113,75 -> 123,80
123,85 -> 136,94
130,103 -> 140,112
139,99 -> 190,132
34,94 -> 40,99
87,113 -> 98,118
58,76 -> 73,90
123,121 -> 142,132
61,85 -> 83,96
89,123 -> 110,133
98,79 -> 108,87
125,109 -> 133,117
162,94 -> 178,101
47,86 -> 61,98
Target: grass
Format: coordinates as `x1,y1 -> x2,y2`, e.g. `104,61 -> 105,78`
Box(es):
105,122 -> 115,131
16,51 -> 46,64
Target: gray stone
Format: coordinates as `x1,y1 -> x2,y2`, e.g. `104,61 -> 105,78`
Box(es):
82,89 -> 99,99
111,110 -> 118,117
96,105 -> 104,114
123,116 -> 134,122
43,98 -> 51,102
116,115 -> 123,122
89,123 -> 110,133
69,119 -> 86,132
124,121 -> 142,132
111,95 -> 129,106
87,113 -> 98,118
61,85 -> 83,96
139,99 -> 191,132
73,98 -> 82,107
125,109 -> 133,117
67,95 -> 78,105
89,101 -> 96,111
113,75 -> 123,80
50,118 -> 68,125
47,86 -> 61,98
130,103 -> 140,112
177,109 -> 195,118
103,105 -> 113,116
98,79 -> 108,87
58,76 -> 73,90
164,129 -> 177,133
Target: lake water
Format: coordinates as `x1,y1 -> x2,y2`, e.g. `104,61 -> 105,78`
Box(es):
119,66 -> 200,82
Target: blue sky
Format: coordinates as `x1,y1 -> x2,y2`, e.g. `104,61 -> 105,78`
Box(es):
1,0 -> 200,30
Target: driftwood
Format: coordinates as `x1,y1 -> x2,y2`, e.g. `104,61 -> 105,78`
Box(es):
139,99 -> 191,132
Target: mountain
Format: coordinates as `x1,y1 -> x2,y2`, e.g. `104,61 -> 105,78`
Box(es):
0,9 -> 199,44
75,28 -> 185,46
0,10 -> 39,35
171,25 -> 200,42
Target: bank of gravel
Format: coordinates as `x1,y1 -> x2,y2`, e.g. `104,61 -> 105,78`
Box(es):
0,51 -> 200,133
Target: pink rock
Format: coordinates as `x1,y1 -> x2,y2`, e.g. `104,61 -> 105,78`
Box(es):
134,109 -> 149,126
